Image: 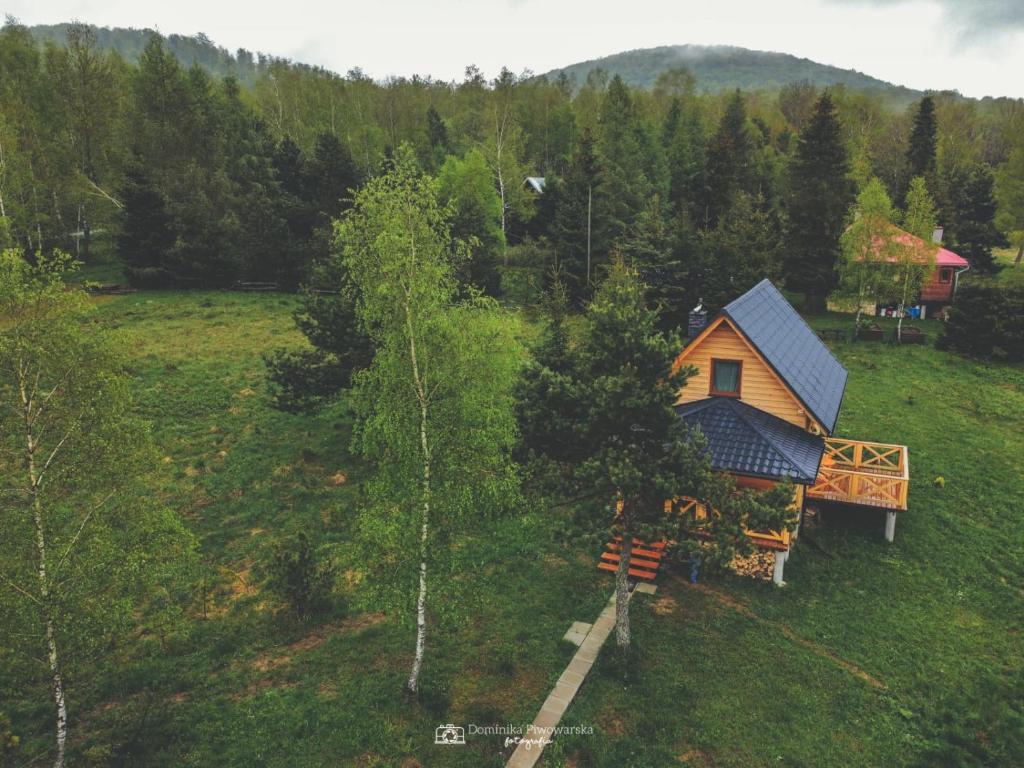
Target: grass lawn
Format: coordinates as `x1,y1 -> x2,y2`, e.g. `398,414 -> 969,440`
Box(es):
4,291 -> 1021,767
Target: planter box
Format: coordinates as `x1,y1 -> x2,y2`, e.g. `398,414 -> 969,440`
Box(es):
856,326 -> 885,342
895,328 -> 926,345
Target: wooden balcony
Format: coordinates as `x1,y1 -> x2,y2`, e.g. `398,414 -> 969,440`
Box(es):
807,438 -> 909,511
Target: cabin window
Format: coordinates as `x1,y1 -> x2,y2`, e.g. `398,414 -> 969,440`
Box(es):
939,268 -> 953,284
710,359 -> 742,397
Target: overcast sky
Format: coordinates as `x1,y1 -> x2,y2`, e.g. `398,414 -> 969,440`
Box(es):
9,0 -> 1024,98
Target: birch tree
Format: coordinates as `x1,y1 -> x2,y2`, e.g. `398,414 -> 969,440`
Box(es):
340,148 -> 520,694
481,70 -> 531,263
839,177 -> 898,332
890,177 -> 937,342
0,250 -> 193,768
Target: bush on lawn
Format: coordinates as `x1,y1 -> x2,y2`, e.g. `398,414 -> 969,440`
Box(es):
938,283 -> 1024,360
261,532 -> 338,620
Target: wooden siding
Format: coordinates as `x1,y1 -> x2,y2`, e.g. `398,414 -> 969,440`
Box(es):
920,266 -> 955,303
675,318 -> 820,431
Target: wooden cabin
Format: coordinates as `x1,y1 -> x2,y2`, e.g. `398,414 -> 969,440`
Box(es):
874,226 -> 970,309
599,280 -> 910,586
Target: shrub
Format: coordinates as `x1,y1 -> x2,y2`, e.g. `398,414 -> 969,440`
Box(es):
1,712 -> 19,768
938,283 -> 1024,361
262,532 -> 336,620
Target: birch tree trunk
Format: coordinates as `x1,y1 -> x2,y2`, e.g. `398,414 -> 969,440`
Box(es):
19,362 -> 68,768
897,271 -> 911,343
497,163 -> 507,266
402,254 -> 431,695
614,525 -> 632,648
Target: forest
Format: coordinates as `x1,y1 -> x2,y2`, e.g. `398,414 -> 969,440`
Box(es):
2,20 -> 1023,310
2,17 -> 1024,768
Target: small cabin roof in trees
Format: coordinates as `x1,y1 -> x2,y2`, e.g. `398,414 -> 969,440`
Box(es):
671,279 -> 849,484
864,225 -> 970,304
524,176 -> 546,194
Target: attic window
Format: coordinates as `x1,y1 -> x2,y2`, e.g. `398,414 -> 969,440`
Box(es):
710,359 -> 742,397
939,268 -> 953,284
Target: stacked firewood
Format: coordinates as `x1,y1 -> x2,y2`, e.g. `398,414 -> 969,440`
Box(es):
730,551 -> 775,582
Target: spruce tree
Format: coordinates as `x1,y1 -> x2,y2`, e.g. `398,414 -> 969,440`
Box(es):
425,105 -> 450,170
665,103 -> 706,223
783,92 -> 853,313
550,129 -> 603,304
703,90 -> 752,227
950,164 -> 1007,273
597,76 -> 661,250
906,96 -> 937,183
697,192 -> 783,312
118,164 -> 174,287
308,132 -> 359,219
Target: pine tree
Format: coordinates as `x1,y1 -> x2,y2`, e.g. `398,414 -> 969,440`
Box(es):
783,92 -> 853,313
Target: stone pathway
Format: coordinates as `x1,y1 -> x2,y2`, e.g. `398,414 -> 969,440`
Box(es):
506,583 -> 656,768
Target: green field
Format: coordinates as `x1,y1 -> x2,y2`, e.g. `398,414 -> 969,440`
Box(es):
7,290 -> 1023,767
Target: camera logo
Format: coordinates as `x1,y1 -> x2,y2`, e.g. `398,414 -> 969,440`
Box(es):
435,724 -> 466,745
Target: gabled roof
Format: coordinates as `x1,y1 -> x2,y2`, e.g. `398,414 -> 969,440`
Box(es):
676,397 -> 825,484
867,224 -> 969,268
722,279 -> 847,434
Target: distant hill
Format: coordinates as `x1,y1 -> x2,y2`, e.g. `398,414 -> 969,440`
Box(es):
27,26 -> 929,106
27,23 -> 276,85
542,44 -> 924,104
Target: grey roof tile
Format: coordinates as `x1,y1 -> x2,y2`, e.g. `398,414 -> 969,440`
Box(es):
722,279 -> 848,434
676,397 -> 825,484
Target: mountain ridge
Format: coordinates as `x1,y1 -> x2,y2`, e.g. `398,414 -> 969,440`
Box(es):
27,24 -> 936,105
541,43 -> 927,104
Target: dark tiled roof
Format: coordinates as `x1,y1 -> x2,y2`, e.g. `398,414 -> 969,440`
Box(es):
722,279 -> 848,434
676,397 -> 825,484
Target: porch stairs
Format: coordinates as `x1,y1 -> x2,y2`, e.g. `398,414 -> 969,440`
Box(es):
597,536 -> 666,581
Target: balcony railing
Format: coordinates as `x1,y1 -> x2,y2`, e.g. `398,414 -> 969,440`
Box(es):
807,438 -> 909,510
